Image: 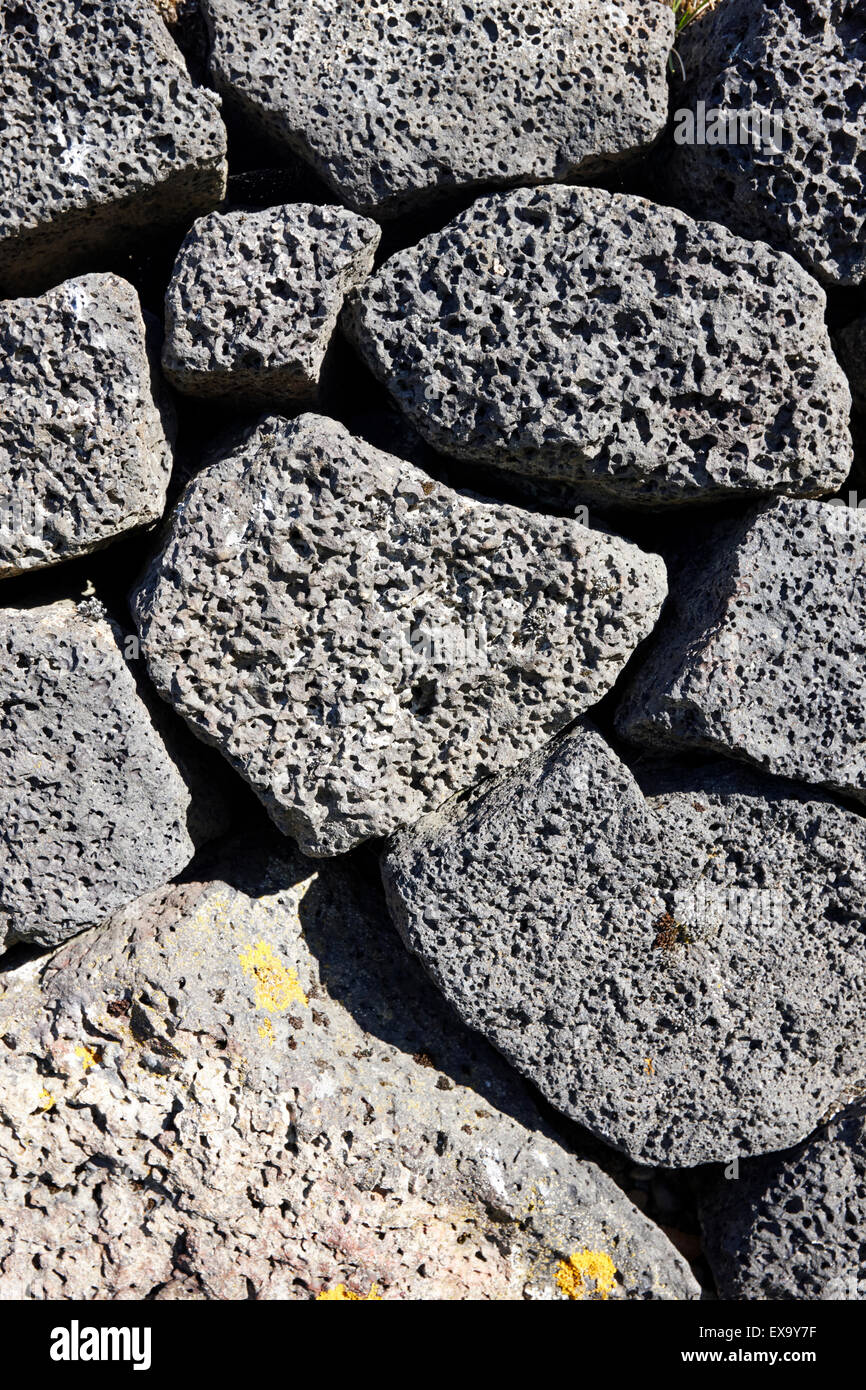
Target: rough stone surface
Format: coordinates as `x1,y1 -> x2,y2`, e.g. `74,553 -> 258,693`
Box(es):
0,841 -> 700,1300
382,723 -> 866,1167
132,412 -> 666,856
201,0 -> 673,218
344,185 -> 852,507
700,1102 -> 866,1300
0,274 -> 173,580
162,203 -> 381,404
0,600 -> 217,954
0,0 -> 227,296
836,315 -> 866,413
616,497 -> 866,806
667,0 -> 866,288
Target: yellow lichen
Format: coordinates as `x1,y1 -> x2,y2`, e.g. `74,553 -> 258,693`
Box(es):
644,1057 -> 655,1076
258,1019 -> 275,1046
74,1044 -> 100,1073
38,1088 -> 56,1112
239,939 -> 307,1013
316,1283 -> 381,1301
555,1250 -> 618,1301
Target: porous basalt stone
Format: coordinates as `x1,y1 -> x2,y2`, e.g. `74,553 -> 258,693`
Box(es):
616,497 -> 866,805
699,1101 -> 866,1300
0,273 -> 173,579
162,203 -> 381,404
0,600 -> 216,954
0,844 -> 700,1300
344,185 -> 852,507
0,0 -> 227,296
200,0 -> 673,217
132,413 -> 666,856
382,725 -> 866,1167
667,0 -> 866,288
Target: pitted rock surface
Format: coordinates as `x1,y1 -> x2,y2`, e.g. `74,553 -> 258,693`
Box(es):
0,601 -> 217,954
0,274 -> 173,579
616,498 -> 866,806
344,185 -> 852,506
700,1101 -> 866,1301
382,724 -> 866,1167
162,203 -> 380,404
0,0 -> 227,296
0,845 -> 700,1300
200,0 -> 672,218
667,0 -> 866,288
132,413 -> 666,856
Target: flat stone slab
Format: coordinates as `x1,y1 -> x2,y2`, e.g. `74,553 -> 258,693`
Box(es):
667,0 -> 866,287
0,0 -> 227,295
616,498 -> 866,805
344,185 -> 852,506
200,0 -> 673,217
132,413 -> 666,856
0,601 -> 217,954
0,842 -> 699,1300
382,726 -> 866,1167
700,1100 -> 866,1300
0,273 -> 173,579
162,203 -> 380,404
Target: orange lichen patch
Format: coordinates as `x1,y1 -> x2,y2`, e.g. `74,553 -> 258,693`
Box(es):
239,939 -> 307,1013
74,1044 -> 101,1073
258,1019 -> 275,1047
555,1250 -> 618,1301
316,1283 -> 382,1301
38,1088 -> 56,1112
644,1057 -> 655,1077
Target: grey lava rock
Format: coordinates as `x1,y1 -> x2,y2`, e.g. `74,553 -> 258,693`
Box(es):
162,203 -> 381,405
0,843 -> 700,1300
344,185 -> 852,507
699,1101 -> 866,1300
0,600 -> 218,954
200,0 -> 673,218
835,316 -> 866,413
667,0 -> 866,288
0,274 -> 173,579
616,497 -> 866,806
132,413 -> 666,856
0,0 -> 227,296
382,723 -> 866,1167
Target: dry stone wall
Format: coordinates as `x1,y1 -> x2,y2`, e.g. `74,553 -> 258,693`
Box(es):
0,0 -> 864,1303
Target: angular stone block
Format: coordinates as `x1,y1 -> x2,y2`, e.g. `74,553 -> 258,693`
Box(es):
345,186 -> 851,506
668,0 -> 866,287
0,600 -> 218,952
132,413 -> 666,855
383,726 -> 866,1166
0,0 -> 227,295
201,0 -> 673,217
0,844 -> 700,1300
0,273 -> 173,579
617,498 -> 866,805
162,203 -> 380,404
